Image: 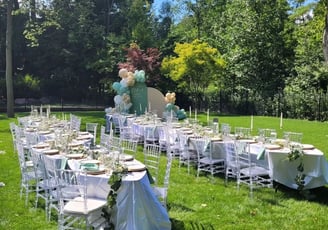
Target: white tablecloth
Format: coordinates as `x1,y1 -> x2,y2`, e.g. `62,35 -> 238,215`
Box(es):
82,169 -> 171,230
265,147 -> 328,189
211,141 -> 328,189
68,158 -> 171,230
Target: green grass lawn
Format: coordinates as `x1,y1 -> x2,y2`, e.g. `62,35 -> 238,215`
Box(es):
1,111 -> 328,229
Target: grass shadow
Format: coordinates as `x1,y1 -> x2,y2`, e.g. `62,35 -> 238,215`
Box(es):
274,182 -> 328,205
171,219 -> 216,230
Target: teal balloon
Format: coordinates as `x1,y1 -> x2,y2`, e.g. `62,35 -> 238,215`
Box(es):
134,70 -> 146,82
118,86 -> 129,95
177,110 -> 187,120
112,82 -> 121,91
166,103 -> 174,111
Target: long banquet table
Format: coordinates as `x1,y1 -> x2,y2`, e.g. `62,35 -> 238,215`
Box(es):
23,114 -> 171,230
211,140 -> 328,189
79,164 -> 171,230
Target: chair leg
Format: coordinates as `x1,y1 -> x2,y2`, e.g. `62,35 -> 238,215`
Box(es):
20,183 -> 23,200
25,187 -> 29,206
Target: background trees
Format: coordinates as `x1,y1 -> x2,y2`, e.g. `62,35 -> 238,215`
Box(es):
1,0 -> 327,120
161,39 -> 225,109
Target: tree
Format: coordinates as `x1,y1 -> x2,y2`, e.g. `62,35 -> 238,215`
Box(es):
118,42 -> 162,88
6,0 -> 14,117
161,39 -> 225,109
219,0 -> 291,97
284,0 -> 328,120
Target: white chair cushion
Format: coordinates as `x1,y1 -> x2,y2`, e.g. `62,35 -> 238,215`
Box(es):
63,197 -> 107,215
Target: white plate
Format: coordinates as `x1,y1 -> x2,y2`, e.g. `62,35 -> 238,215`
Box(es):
80,159 -> 100,165
302,144 -> 315,150
66,153 -> 84,159
264,144 -> 281,150
33,143 -> 50,149
43,149 -> 59,155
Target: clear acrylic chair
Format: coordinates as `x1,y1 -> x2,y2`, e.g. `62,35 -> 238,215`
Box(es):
69,114 -> 81,131
178,131 -> 197,174
153,154 -> 173,209
42,154 -> 64,221
221,123 -> 231,139
10,122 -> 19,152
224,141 -> 239,185
30,149 -> 50,219
56,169 -> 107,229
16,140 -> 37,206
144,126 -> 158,147
111,114 -> 122,135
258,128 -> 277,143
109,136 -> 121,153
235,141 -> 272,198
224,141 -> 250,186
234,127 -> 251,139
86,123 -> 98,146
157,126 -> 168,152
99,125 -> 111,150
190,137 -> 225,177
143,144 -> 161,185
283,131 -> 303,145
167,128 -> 181,158
120,138 -> 138,157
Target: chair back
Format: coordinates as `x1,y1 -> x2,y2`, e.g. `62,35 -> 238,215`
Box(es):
109,136 -> 121,152
43,155 -> 59,181
157,126 -> 168,151
111,114 -> 121,134
70,114 -> 81,131
86,123 -> 98,146
190,137 -> 209,162
143,144 -> 161,185
258,128 -> 277,143
16,140 -> 31,173
144,126 -> 157,147
30,149 -> 46,180
283,131 -> 303,145
221,123 -> 231,138
120,138 -> 138,156
235,127 -> 251,139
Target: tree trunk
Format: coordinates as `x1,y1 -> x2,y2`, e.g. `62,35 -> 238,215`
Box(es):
6,0 -> 14,118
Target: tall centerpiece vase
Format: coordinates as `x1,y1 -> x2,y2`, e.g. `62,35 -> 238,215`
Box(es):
130,82 -> 148,116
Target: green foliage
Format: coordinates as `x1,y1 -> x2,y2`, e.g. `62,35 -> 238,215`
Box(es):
288,145 -> 306,191
161,39 -> 225,107
14,74 -> 41,98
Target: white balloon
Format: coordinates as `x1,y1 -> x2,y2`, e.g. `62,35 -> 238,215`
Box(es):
114,95 -> 122,105
120,79 -> 128,88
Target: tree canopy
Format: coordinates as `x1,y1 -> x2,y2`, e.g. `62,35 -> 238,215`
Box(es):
1,0 -> 328,120
161,39 -> 225,108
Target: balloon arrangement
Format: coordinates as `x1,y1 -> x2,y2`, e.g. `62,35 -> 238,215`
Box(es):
164,92 -> 186,120
112,68 -> 146,113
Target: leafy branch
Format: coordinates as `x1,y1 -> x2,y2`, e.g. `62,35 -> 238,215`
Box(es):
287,146 -> 305,191
102,163 -> 128,229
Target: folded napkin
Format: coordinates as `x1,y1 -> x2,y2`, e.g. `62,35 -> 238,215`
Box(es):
256,147 -> 266,160
80,163 -> 99,171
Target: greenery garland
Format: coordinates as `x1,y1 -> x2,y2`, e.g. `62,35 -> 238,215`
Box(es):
102,163 -> 128,229
287,145 -> 305,191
